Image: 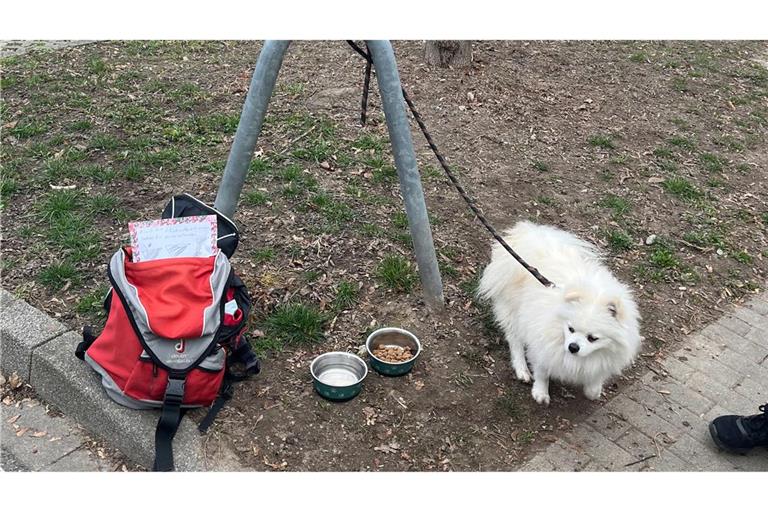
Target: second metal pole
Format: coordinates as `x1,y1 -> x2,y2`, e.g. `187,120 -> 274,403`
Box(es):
366,41 -> 445,311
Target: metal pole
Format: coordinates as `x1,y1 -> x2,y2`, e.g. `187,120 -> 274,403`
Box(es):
214,40 -> 290,218
366,41 -> 445,311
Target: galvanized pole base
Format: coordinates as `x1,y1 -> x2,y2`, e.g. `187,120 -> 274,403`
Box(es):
215,40 -> 444,311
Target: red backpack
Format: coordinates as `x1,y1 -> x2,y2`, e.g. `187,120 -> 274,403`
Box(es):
76,194 -> 259,471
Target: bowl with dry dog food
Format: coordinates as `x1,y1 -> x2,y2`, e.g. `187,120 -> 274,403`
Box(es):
366,327 -> 422,376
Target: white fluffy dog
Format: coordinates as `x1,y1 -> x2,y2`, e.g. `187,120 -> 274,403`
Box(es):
478,221 -> 641,405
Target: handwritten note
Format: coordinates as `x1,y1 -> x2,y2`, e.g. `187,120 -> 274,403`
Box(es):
129,215 -> 218,262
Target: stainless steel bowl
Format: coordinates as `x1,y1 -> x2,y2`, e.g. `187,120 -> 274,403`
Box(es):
366,327 -> 422,376
310,352 -> 368,401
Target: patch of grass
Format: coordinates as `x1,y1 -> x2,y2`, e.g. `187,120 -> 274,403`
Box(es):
141,148 -> 181,168
321,199 -> 353,224
353,133 -> 386,152
1,176 -> 17,203
48,214 -> 100,261
609,153 -> 629,166
38,262 -> 79,290
87,57 -> 108,76
88,193 -> 119,214
360,223 -> 385,238
292,139 -> 335,165
662,177 -> 703,202
79,163 -> 117,183
9,120 -> 48,139
192,113 -> 240,135
532,161 -> 550,172
69,119 -> 93,132
252,247 -> 276,264
279,82 -> 306,96
89,133 -> 121,151
333,280 -> 358,311
667,136 -> 695,151
714,135 -> 744,152
262,302 -> 328,347
249,157 -> 272,175
733,250 -> 753,265
599,194 -> 631,218
649,245 -> 679,269
535,195 -> 556,206
123,162 -> 145,181
588,134 -> 615,150
376,255 -> 417,293
605,229 -> 634,252
497,389 -> 523,419
37,190 -> 81,221
653,147 -> 674,159
629,52 -> 648,63
76,286 -> 110,316
244,190 -> 269,206
169,82 -> 205,110
392,212 -> 409,230
657,160 -> 678,173
671,76 -> 689,93
27,142 -> 51,158
362,155 -> 398,183
439,262 -> 460,278
699,153 -> 725,173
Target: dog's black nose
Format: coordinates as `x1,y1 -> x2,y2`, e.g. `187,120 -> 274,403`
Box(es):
568,342 -> 580,354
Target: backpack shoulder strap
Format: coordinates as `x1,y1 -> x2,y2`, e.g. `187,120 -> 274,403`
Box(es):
197,336 -> 261,434
75,326 -> 98,361
152,374 -> 187,472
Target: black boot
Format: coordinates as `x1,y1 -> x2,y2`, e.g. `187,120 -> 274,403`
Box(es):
709,403 -> 768,454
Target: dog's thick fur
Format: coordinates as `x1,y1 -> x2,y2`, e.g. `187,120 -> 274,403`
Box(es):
478,221 -> 641,405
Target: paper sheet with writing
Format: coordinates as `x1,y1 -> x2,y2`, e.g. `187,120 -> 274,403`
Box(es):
129,215 -> 218,262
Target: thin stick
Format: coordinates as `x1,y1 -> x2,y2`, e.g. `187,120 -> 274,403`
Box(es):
624,454 -> 657,467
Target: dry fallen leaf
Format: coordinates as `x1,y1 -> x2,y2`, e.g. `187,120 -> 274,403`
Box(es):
30,431 -> 47,438
9,372 -> 22,389
16,427 -> 29,437
414,380 -> 425,390
6,414 -> 21,424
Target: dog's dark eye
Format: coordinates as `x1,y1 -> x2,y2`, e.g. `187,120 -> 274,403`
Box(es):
587,334 -> 598,342
568,326 -> 575,333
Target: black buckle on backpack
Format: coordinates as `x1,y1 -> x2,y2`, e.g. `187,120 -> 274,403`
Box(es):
164,377 -> 185,404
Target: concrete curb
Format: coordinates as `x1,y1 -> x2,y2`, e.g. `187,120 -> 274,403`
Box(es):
0,289 -> 245,471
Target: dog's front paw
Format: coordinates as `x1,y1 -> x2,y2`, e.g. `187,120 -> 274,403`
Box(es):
531,386 -> 550,406
514,365 -> 532,383
583,383 -> 603,400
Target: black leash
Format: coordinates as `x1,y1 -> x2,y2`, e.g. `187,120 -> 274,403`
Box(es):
346,41 -> 555,289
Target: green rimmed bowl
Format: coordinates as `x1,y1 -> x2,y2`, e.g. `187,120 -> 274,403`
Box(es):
366,327 -> 422,376
310,352 -> 368,402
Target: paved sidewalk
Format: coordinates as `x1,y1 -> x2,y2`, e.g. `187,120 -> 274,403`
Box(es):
521,291 -> 768,472
0,40 -> 95,58
1,381 -> 136,472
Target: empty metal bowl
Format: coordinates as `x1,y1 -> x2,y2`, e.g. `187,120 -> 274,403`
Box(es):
366,327 -> 421,376
310,352 -> 368,401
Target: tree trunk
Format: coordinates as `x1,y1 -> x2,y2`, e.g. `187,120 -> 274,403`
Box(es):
424,41 -> 472,68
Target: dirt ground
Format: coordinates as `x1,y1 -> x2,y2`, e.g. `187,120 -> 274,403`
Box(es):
1,41 -> 767,471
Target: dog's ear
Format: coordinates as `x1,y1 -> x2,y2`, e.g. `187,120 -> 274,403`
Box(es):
608,301 -> 623,321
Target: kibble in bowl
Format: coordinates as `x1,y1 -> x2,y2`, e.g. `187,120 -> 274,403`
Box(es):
366,327 -> 421,376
